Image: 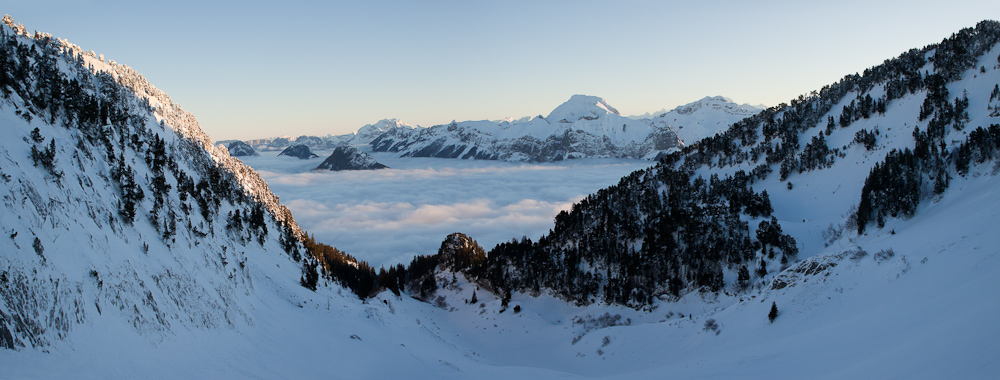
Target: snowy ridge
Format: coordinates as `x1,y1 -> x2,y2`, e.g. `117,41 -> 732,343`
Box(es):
232,119 -> 420,153
657,96 -> 762,143
369,95 -> 684,162
0,15 -> 319,352
230,97 -> 758,163
367,95 -> 763,162
23,20 -> 302,236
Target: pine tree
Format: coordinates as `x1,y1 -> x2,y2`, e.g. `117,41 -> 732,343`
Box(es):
737,265 -> 750,290
768,301 -> 778,323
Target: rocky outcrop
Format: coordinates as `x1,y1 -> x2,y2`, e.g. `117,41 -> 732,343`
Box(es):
227,141 -> 259,157
315,146 -> 388,171
278,144 -> 318,159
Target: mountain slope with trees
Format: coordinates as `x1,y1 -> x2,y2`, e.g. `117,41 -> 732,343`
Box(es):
385,20 -> 1000,310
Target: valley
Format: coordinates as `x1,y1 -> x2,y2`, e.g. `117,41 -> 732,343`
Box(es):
1,13 -> 999,380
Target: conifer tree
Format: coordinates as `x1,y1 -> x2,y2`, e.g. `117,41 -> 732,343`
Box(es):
768,301 -> 778,323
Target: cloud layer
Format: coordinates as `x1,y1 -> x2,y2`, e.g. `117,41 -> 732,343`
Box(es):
244,152 -> 652,268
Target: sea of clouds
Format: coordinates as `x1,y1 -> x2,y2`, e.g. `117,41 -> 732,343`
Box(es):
241,150 -> 653,268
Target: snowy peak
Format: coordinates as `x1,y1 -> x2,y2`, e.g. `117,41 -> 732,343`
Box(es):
352,118 -> 416,141
356,118 -> 415,133
667,95 -> 758,116
656,96 -> 763,143
546,94 -> 620,122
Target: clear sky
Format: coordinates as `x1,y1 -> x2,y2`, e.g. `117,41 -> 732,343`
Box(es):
7,1 -> 1000,140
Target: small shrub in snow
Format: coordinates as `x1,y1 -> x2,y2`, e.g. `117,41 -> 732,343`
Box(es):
849,248 -> 869,262
571,313 -> 627,344
703,318 -> 719,332
434,295 -> 448,309
821,223 -> 842,247
874,248 -> 895,263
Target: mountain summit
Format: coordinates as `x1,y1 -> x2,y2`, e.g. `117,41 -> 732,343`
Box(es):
546,94 -> 621,122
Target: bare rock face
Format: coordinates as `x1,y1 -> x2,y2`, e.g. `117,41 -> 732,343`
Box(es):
278,144 -> 318,159
315,146 -> 388,171
436,233 -> 486,275
227,141 -> 259,157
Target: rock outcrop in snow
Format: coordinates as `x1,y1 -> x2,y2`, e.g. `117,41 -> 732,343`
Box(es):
227,140 -> 259,157
315,145 -> 388,171
278,144 -> 319,159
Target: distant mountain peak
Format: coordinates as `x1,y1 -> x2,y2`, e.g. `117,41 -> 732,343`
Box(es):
546,94 -> 620,122
668,96 -> 759,116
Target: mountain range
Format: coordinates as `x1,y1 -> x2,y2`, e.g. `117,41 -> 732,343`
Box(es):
2,14 -> 999,379
221,95 -> 761,162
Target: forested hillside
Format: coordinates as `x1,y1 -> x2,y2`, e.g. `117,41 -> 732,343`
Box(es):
382,20 -> 1000,308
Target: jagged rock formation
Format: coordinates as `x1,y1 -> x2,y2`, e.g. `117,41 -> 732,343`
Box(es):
278,144 -> 318,159
315,145 -> 388,171
229,119 -> 419,153
227,140 -> 259,157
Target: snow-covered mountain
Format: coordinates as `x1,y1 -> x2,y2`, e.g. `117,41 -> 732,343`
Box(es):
0,14 -> 321,353
652,96 -> 763,143
228,97 -> 757,163
3,14 -> 1000,380
369,95 -> 685,161
229,118 -> 419,153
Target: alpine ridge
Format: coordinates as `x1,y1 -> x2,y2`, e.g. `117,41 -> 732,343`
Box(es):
225,96 -> 760,163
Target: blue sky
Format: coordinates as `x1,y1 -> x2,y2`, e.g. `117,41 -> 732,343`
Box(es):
8,1 -> 1000,140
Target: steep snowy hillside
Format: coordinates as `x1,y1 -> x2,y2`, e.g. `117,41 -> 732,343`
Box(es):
366,20 -> 1000,377
418,20 -> 1000,309
0,15 -> 320,352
